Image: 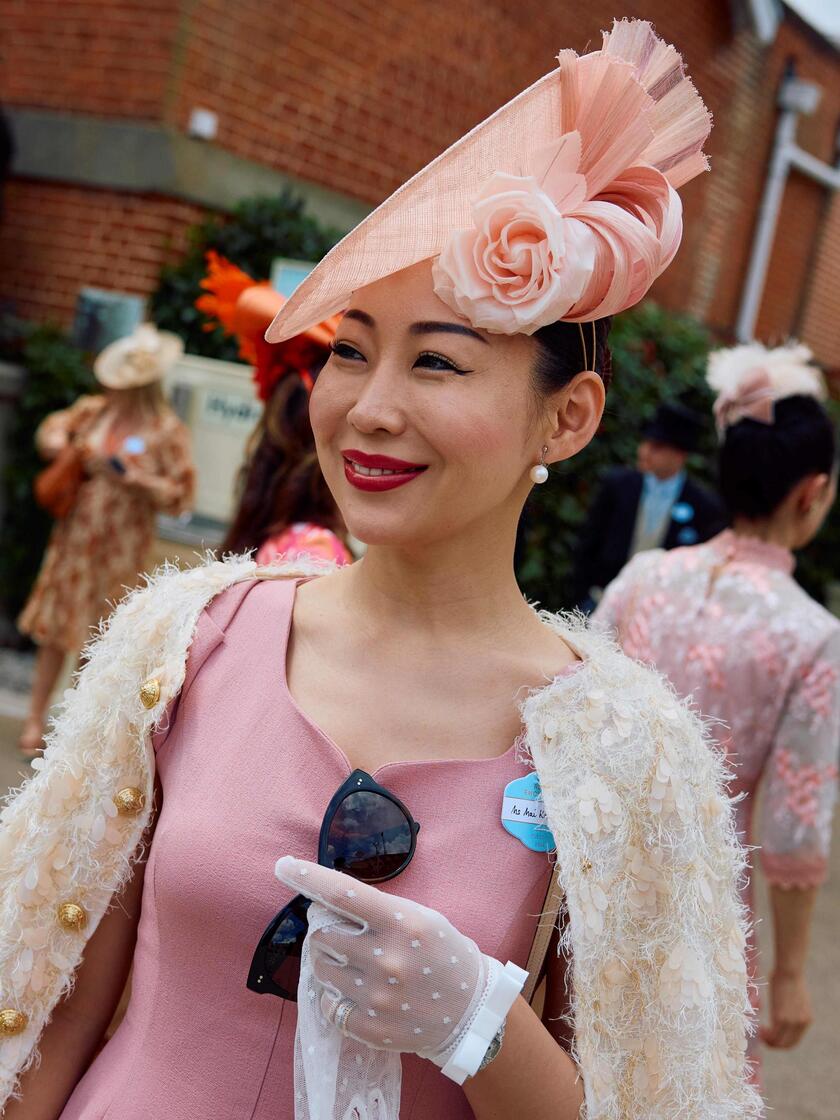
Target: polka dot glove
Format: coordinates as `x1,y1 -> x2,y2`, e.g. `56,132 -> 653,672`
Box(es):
274,857 -> 526,1088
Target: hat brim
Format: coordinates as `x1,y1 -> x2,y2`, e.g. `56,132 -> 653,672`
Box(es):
94,332 -> 184,389
266,21 -> 709,345
235,287 -> 336,352
266,68 -> 566,345
640,421 -> 698,453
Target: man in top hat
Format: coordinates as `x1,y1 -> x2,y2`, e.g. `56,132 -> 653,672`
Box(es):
572,401 -> 727,608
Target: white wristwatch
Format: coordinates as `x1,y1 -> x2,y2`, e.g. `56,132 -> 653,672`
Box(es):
436,960 -> 527,1085
476,1020 -> 506,1073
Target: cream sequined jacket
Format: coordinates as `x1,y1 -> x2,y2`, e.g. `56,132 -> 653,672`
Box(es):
0,558 -> 761,1118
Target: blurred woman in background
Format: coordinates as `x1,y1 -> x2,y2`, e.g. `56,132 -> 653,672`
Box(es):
17,324 -> 194,757
595,342 -> 840,1077
197,253 -> 351,566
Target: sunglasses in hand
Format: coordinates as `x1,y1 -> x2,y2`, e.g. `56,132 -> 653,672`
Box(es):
247,769 -> 420,1001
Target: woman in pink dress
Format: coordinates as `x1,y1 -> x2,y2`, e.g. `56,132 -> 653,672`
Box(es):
2,24 -> 760,1120
595,342 -> 840,1075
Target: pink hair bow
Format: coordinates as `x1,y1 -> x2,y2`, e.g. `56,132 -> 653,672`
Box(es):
713,368 -> 775,434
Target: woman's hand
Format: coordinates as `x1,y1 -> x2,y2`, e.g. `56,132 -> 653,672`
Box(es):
119,462 -> 147,488
39,430 -> 68,460
760,970 -> 813,1049
274,856 -> 525,1075
77,443 -> 111,477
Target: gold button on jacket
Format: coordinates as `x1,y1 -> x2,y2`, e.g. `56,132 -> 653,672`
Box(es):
0,1009 -> 27,1036
57,901 -> 88,932
139,678 -> 161,709
115,787 -> 145,815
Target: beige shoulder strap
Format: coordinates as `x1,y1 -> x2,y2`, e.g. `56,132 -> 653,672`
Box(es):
523,870 -> 565,1005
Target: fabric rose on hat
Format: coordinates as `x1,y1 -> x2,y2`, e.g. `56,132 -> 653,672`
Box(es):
427,27 -> 709,337
433,138 -> 682,335
432,169 -> 595,335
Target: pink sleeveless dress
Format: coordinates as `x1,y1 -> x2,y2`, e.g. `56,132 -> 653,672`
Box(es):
60,578 -> 557,1119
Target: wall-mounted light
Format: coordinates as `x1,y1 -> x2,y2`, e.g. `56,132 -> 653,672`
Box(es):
777,75 -> 821,116
187,107 -> 219,141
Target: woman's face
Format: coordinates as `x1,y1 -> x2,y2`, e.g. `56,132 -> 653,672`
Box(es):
309,260 -> 583,550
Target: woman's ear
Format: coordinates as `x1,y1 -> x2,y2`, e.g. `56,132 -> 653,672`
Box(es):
543,371 -> 605,465
796,472 -> 832,516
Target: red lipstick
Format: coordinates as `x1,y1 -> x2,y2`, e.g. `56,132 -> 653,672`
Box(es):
341,448 -> 428,493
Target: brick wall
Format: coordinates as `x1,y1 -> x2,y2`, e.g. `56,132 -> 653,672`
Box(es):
2,0 -> 840,361
800,192 -> 840,367
0,180 -> 206,323
759,20 -> 840,366
168,0 -> 734,206
0,0 -> 179,119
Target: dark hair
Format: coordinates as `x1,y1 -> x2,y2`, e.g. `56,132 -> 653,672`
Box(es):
718,394 -> 836,519
220,372 -> 342,555
531,317 -> 613,396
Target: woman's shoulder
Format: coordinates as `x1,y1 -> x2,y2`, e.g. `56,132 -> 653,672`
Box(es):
146,405 -> 191,439
88,556 -> 334,738
777,572 -> 840,642
601,545 -> 688,597
102,553 -> 331,642
74,392 -> 107,409
524,613 -> 717,787
58,393 -> 107,422
87,555 -> 313,684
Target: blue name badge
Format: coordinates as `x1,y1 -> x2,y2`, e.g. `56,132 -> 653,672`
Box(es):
501,773 -> 555,852
671,501 -> 694,524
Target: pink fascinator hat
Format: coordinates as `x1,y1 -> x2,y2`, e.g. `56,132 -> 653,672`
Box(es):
267,19 -> 711,345
708,341 -> 827,435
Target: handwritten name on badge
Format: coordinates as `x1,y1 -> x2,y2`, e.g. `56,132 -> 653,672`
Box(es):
502,796 -> 548,823
501,773 -> 555,852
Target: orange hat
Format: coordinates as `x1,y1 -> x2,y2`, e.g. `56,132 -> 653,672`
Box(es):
196,252 -> 339,400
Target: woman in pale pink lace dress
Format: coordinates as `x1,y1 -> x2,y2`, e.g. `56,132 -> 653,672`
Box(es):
595,344 -> 839,1076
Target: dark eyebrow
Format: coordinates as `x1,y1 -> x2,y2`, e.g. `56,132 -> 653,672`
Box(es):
409,321 -> 489,345
341,310 -> 488,346
342,309 -> 375,328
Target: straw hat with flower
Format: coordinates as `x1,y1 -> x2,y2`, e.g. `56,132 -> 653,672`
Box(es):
94,323 -> 184,390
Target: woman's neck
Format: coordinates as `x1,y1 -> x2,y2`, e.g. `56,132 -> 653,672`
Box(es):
343,517 -> 531,640
106,403 -> 157,428
731,516 -> 796,551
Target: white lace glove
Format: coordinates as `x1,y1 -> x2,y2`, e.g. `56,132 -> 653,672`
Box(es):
275,856 -> 526,1118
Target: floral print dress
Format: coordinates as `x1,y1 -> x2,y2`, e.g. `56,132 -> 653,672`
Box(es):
593,530 -> 840,1059
19,395 -> 195,653
255,522 -> 352,567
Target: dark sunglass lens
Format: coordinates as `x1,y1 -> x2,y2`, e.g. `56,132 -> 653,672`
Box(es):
267,949 -> 301,996
326,791 -> 413,882
253,896 -> 310,998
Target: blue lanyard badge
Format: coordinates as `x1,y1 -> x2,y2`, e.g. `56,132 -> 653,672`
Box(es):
501,773 -> 555,852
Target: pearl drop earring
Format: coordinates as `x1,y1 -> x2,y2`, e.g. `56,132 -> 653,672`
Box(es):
530,446 -> 549,485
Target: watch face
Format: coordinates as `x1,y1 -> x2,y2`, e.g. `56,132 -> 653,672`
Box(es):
478,1024 -> 505,1071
